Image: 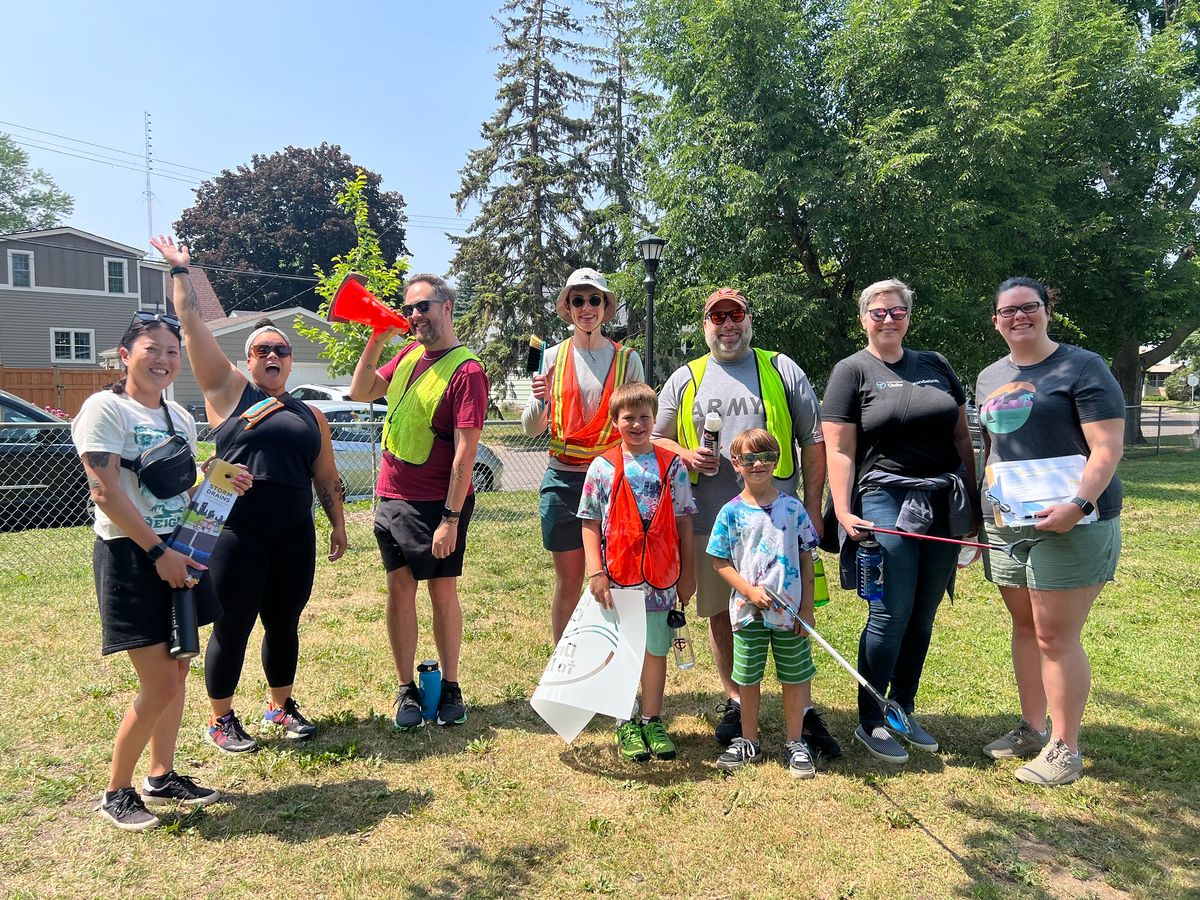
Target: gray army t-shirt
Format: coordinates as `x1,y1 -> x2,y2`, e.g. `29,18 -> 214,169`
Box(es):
653,349 -> 823,534
975,343 -> 1125,519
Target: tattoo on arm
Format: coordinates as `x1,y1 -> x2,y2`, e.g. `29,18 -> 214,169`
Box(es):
317,485 -> 337,521
85,451 -> 112,469
87,476 -> 102,492
181,275 -> 200,313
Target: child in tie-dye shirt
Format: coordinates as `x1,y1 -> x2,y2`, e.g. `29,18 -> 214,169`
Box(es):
706,428 -> 821,777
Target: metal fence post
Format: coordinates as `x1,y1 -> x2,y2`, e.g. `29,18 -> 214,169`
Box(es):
1156,405 -> 1163,456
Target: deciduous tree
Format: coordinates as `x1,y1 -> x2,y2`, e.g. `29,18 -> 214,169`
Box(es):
0,134 -> 73,232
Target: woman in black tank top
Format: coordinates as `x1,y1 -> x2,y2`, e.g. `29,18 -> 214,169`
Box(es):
155,235 -> 346,754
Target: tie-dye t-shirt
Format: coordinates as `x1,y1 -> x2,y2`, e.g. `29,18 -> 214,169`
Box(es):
578,448 -> 697,611
706,493 -> 820,631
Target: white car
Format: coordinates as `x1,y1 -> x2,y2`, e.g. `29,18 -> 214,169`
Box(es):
290,383 -> 386,411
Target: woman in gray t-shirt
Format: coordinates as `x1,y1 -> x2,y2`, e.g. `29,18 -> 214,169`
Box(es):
975,276 -> 1125,787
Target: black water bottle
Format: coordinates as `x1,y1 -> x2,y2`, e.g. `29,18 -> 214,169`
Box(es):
170,587 -> 200,660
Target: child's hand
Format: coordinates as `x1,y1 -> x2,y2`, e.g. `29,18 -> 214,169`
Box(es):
589,572 -> 614,609
746,585 -> 770,609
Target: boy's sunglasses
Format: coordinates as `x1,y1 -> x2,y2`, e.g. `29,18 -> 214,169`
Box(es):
250,343 -> 293,358
570,294 -> 605,308
736,451 -> 779,467
867,306 -> 909,322
132,311 -> 181,332
706,309 -> 747,325
401,299 -> 442,317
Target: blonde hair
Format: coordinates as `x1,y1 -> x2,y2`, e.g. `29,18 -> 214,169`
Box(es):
609,381 -> 658,421
730,427 -> 779,458
857,279 -> 914,315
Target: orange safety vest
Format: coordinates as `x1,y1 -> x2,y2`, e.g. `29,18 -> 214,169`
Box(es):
602,445 -> 681,590
549,339 -> 632,466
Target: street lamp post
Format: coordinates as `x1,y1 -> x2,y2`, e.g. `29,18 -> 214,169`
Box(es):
637,234 -> 666,386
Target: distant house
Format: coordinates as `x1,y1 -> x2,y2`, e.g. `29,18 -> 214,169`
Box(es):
1142,346 -> 1185,398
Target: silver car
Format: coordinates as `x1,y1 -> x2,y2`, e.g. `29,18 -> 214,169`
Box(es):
304,401 -> 503,500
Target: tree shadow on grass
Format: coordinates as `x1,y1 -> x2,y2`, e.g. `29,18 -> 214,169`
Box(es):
191,778 -> 432,843
401,839 -> 566,899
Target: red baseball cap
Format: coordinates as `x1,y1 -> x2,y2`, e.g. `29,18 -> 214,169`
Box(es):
704,288 -> 748,315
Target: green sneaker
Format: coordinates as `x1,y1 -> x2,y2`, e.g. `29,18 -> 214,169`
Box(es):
641,717 -> 677,760
615,721 -> 651,762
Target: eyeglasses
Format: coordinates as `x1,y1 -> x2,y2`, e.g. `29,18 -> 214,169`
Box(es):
866,306 -> 909,322
570,294 -> 605,308
706,308 -> 747,325
250,343 -> 293,358
401,299 -> 442,317
132,311 -> 181,332
735,451 -> 779,467
995,300 -> 1044,318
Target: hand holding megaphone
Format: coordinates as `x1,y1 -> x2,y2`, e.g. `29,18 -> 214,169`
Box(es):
329,273 -> 410,335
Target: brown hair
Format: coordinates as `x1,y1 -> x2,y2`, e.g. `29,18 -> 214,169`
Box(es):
730,427 -> 779,458
609,381 -> 658,421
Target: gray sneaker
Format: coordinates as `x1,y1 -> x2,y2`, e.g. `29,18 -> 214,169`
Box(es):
393,682 -> 423,731
854,725 -> 909,763
889,715 -> 939,753
785,739 -> 817,779
1015,738 -> 1083,786
983,719 -> 1049,759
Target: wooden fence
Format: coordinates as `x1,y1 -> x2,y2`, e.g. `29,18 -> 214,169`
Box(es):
0,366 -> 121,416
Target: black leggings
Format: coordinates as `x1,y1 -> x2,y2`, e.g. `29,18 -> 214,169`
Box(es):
205,483 -> 317,700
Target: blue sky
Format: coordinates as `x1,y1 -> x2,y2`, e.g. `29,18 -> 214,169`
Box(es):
1,1 -> 513,278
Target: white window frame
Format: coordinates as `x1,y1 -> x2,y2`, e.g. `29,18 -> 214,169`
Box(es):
49,328 -> 96,364
6,248 -> 35,288
103,257 -> 128,294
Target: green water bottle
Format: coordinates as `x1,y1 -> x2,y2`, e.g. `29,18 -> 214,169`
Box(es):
813,550 -> 830,608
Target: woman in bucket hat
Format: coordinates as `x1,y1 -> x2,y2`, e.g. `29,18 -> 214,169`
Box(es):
521,268 -> 645,640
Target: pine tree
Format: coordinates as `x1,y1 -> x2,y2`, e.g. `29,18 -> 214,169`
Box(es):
450,0 -> 594,381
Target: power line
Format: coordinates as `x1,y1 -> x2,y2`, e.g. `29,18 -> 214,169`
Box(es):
0,118 -> 218,176
8,138 -> 203,186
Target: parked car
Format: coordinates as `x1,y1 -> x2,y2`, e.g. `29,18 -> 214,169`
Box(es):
289,383 -> 386,412
0,390 -> 90,529
304,401 -> 504,499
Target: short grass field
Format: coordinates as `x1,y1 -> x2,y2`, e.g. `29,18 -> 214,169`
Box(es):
1,452 -> 1197,899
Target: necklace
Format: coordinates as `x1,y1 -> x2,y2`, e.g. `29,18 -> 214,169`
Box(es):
575,332 -> 603,361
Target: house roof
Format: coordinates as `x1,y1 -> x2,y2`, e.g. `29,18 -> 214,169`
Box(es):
164,266 -> 227,325
210,307 -> 328,336
0,226 -> 146,257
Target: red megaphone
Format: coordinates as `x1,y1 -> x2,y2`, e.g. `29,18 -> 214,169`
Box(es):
329,273 -> 410,333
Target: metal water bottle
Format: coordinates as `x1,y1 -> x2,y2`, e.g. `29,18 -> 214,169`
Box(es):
701,412 -> 722,476
667,607 -> 696,670
418,659 -> 441,720
855,540 -> 885,603
169,586 -> 200,660
812,551 -> 830,608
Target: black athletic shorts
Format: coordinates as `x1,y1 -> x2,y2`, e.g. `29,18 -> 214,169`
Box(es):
374,493 -> 476,580
93,536 -> 220,656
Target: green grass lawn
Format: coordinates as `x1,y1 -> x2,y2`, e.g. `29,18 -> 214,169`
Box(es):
0,457 -> 1197,898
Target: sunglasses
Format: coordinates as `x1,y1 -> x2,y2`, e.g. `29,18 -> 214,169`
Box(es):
866,306 -> 909,322
132,311 -> 181,332
401,299 -> 443,317
735,451 -> 779,467
706,308 -> 747,325
570,294 -> 605,308
250,343 -> 293,358
995,300 -> 1044,319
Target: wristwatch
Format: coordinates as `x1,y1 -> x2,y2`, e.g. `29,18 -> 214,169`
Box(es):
146,541 -> 169,562
442,506 -> 461,521
1069,496 -> 1096,516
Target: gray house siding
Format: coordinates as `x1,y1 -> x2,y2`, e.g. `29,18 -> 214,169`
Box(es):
0,234 -> 140,295
0,287 -> 138,367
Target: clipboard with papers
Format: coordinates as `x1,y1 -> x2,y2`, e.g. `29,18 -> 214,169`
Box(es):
984,454 -> 1098,527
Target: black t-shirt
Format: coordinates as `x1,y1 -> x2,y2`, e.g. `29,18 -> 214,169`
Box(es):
822,348 -> 967,477
213,383 -> 321,490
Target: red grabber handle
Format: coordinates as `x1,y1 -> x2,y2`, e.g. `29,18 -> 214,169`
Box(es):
865,525 -> 993,551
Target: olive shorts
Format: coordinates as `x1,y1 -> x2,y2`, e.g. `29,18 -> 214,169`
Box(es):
983,517 -> 1121,590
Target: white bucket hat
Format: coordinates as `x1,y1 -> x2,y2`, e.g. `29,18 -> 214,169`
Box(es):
556,268 -> 617,325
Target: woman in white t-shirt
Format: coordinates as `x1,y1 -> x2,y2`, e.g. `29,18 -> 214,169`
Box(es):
72,315 -> 250,831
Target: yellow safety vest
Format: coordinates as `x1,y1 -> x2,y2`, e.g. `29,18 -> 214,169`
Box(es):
382,344 -> 480,464
677,348 -> 794,483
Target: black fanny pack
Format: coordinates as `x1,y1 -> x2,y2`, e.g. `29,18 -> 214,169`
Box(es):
121,396 -> 196,499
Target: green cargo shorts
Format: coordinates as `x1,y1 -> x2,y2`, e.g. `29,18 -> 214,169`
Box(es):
983,517 -> 1121,590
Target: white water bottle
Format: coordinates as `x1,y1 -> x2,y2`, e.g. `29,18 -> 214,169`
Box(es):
701,412 -> 722,477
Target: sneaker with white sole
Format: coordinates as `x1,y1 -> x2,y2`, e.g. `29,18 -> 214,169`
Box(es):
854,724 -> 909,763
889,715 -> 939,753
141,770 -> 221,808
394,682 -> 424,731
263,697 -> 316,740
96,787 -> 160,831
1015,738 -> 1083,786
983,719 -> 1049,760
206,710 -> 258,753
716,736 -> 763,771
785,739 -> 817,779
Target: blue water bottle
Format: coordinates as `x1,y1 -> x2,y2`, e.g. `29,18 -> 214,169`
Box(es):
856,540 -> 885,603
418,659 -> 441,720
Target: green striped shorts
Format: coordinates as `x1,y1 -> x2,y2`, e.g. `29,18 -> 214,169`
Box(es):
732,619 -> 816,686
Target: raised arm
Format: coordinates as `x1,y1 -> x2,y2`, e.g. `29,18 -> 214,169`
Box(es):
151,235 -> 246,420
349,328 -> 402,402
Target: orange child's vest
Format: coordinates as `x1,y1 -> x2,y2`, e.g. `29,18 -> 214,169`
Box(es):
602,445 -> 681,590
548,340 -> 632,466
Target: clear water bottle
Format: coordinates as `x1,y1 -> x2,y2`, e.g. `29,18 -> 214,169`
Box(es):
957,545 -> 981,568
667,607 -> 696,669
812,551 -> 830,608
417,659 -> 441,720
701,412 -> 722,477
856,540 -> 885,603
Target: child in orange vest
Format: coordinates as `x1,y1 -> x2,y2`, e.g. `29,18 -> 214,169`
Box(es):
578,382 -> 696,761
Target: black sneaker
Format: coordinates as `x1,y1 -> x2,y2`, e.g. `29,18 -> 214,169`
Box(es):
394,682 -> 424,731
263,697 -> 317,740
716,737 -> 763,771
436,680 -> 467,726
802,708 -> 843,760
96,787 -> 160,831
141,770 -> 221,808
206,710 -> 258,753
714,699 -> 742,746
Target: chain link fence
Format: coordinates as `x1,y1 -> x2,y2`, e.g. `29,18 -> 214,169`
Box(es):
2,407 -> 1197,579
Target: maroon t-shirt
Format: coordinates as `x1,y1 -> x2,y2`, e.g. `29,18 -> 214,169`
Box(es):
376,342 -> 489,501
